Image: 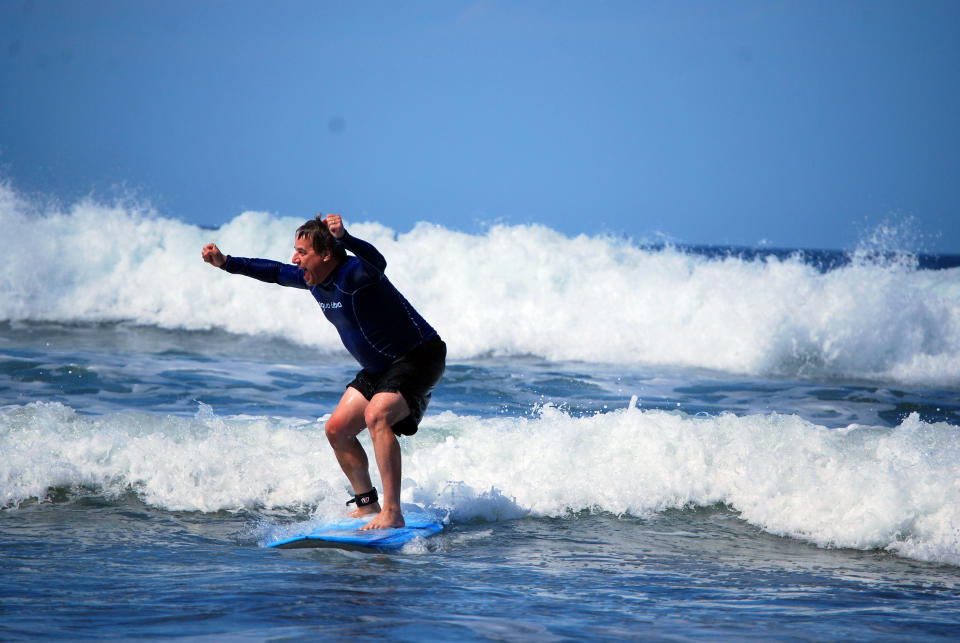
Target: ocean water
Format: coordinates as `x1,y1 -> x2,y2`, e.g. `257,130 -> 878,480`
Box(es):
2,184 -> 960,640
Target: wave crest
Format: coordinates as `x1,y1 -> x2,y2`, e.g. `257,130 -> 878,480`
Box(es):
2,183 -> 958,385
3,401 -> 958,567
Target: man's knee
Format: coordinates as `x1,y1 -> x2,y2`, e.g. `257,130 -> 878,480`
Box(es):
363,405 -> 390,434
364,394 -> 407,434
324,417 -> 341,444
325,413 -> 359,445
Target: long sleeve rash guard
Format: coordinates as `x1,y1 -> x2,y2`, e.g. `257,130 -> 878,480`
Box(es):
220,231 -> 437,374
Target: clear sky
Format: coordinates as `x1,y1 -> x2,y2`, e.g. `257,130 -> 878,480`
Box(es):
2,0 -> 958,253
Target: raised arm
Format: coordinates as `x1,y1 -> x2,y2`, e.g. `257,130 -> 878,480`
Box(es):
324,214 -> 387,275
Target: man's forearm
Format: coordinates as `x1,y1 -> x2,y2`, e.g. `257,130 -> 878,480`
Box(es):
221,256 -> 307,288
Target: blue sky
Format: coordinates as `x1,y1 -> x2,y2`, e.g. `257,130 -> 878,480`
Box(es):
2,0 -> 959,252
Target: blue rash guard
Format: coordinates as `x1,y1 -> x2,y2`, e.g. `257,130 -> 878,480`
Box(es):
220,231 -> 437,374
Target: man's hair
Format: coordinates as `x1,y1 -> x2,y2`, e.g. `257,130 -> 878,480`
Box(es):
297,215 -> 347,262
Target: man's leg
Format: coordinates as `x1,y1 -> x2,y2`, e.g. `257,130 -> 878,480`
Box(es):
359,391 -> 411,530
325,387 -> 379,517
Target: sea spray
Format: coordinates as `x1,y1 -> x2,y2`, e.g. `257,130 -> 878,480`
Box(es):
0,401 -> 337,512
3,400 -> 958,567
2,182 -> 959,385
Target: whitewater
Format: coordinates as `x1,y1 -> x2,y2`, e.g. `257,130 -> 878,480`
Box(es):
3,183 -> 959,385
2,183 -> 960,640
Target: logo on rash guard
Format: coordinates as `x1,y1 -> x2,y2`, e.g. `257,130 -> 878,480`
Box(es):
320,302 -> 343,311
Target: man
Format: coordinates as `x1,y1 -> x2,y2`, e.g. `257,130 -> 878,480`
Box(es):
201,214 -> 445,530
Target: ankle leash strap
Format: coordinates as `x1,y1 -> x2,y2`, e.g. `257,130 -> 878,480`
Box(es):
346,488 -> 378,507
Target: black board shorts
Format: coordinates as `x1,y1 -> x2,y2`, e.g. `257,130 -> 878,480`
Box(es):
346,336 -> 446,436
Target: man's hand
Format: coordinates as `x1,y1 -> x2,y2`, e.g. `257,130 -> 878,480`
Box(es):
324,214 -> 345,239
201,243 -> 226,267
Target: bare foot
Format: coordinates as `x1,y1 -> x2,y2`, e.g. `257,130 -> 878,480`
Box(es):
348,501 -> 380,519
359,507 -> 404,530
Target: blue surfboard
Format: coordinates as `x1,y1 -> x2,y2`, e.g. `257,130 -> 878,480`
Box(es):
266,510 -> 444,551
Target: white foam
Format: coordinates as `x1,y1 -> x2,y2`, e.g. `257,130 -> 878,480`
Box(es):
1,182 -> 959,385
0,401 -> 342,512
2,401 -> 959,567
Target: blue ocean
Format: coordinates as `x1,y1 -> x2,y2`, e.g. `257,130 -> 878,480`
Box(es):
2,183 -> 960,640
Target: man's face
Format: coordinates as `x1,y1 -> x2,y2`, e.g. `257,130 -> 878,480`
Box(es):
292,234 -> 333,285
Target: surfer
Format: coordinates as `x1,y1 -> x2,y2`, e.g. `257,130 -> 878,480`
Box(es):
201,214 -> 445,530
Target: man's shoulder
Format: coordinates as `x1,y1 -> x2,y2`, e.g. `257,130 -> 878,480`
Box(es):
339,255 -> 380,284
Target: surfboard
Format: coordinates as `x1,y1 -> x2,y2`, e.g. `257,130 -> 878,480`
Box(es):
266,510 -> 444,551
